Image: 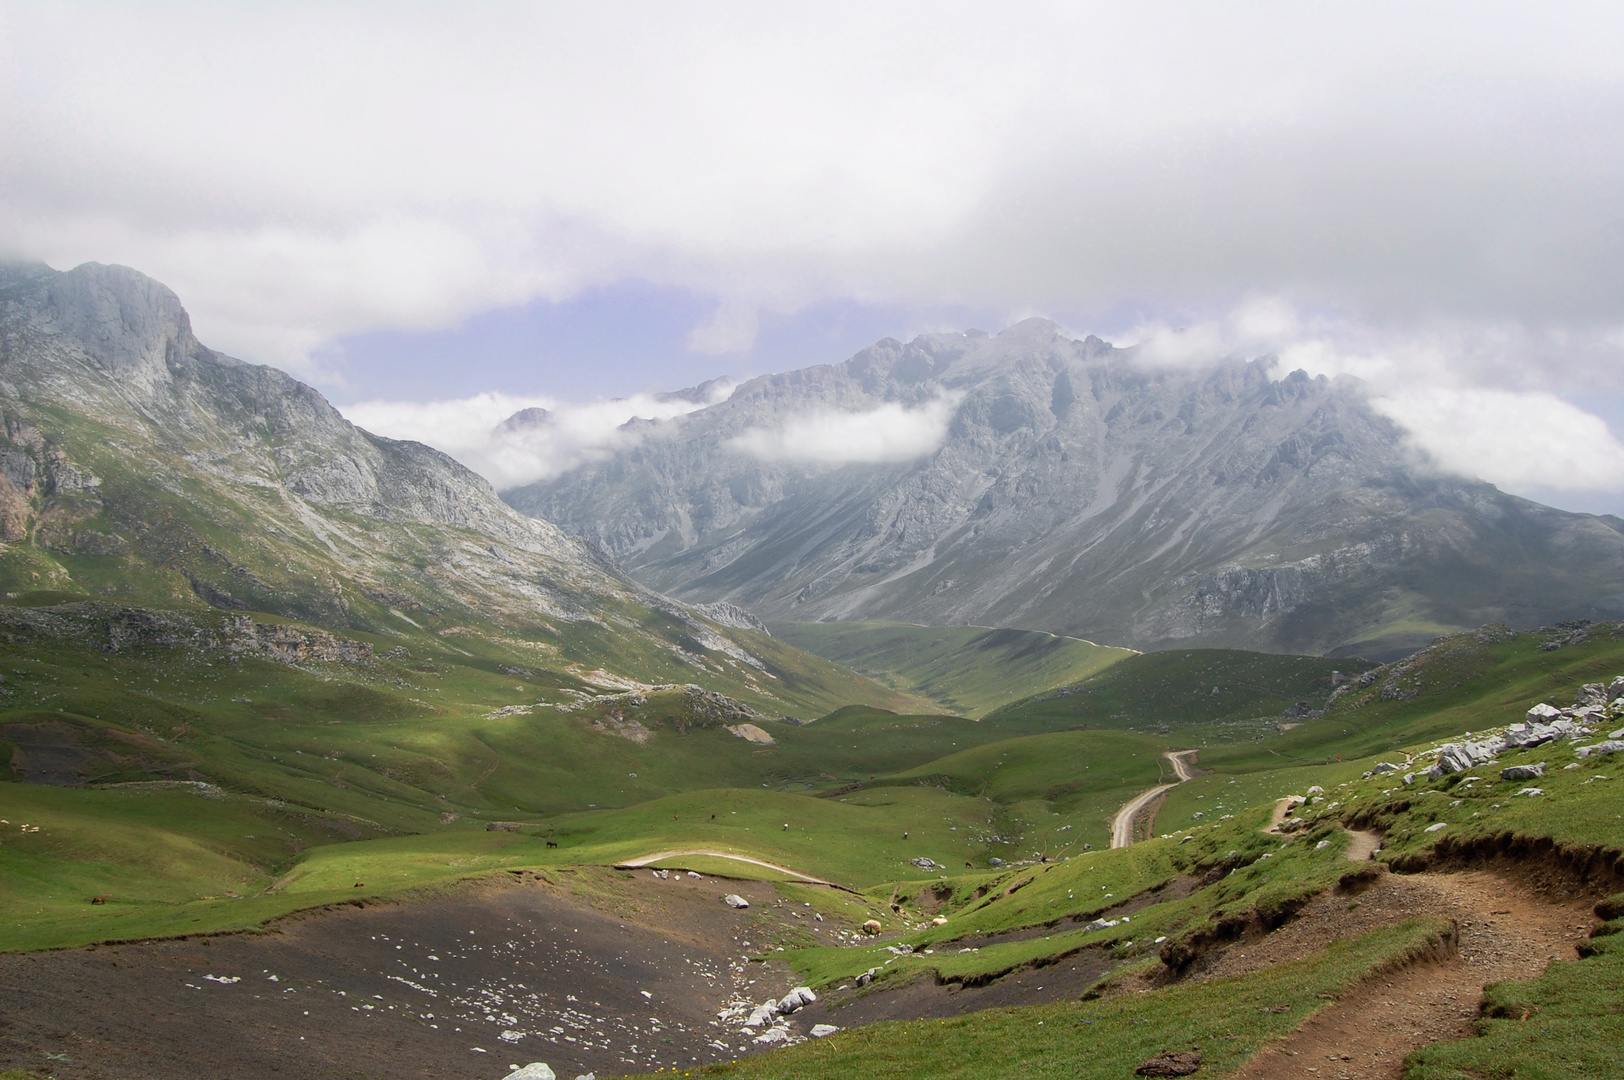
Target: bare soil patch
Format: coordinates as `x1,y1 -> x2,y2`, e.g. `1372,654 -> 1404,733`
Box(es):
0,869 -> 812,1080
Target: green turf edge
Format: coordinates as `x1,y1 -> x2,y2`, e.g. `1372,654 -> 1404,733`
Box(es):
643,917 -> 1455,1080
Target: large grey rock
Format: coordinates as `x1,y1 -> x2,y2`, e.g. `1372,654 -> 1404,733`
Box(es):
1425,737 -> 1505,778
1576,683 -> 1610,708
778,987 -> 816,1013
1501,763 -> 1546,781
743,1004 -> 779,1028
723,894 -> 750,908
504,1065 -> 555,1080
1505,722 -> 1562,749
1577,740 -> 1624,759
1526,703 -> 1563,724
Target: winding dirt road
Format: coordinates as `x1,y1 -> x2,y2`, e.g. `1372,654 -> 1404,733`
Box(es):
1110,749 -> 1199,848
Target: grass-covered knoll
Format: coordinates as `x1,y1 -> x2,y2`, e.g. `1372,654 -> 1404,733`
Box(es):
985,648 -> 1368,735
771,622 -> 1133,718
655,918 -> 1456,1080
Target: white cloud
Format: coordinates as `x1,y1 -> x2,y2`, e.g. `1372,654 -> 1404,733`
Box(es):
727,393 -> 962,464
340,381 -> 735,489
1123,298 -> 1624,499
1373,389 -> 1624,494
4,3 -> 1624,379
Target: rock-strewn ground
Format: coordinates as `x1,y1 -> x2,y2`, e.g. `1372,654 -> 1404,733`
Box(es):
0,870 -> 805,1080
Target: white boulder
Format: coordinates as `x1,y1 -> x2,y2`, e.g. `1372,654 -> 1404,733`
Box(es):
505,1066 -> 555,1080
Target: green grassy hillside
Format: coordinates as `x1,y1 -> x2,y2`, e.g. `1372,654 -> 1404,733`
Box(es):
6,618 -> 1624,1080
985,647 -> 1375,735
772,622 -> 1133,718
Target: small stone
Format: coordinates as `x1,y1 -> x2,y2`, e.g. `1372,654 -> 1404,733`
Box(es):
809,1024 -> 840,1038
723,894 -> 750,908
1425,822 -> 1448,833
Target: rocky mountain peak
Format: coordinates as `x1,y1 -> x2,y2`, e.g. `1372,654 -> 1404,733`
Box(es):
44,262 -> 203,383
507,326 -> 1624,659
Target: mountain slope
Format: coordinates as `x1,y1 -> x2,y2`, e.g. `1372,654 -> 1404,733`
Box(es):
507,320 -> 1624,658
0,260 -> 920,718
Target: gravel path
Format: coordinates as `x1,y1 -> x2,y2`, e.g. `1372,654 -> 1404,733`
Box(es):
1110,750 -> 1199,848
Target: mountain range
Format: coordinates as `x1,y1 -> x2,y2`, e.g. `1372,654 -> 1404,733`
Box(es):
0,260 -> 911,717
506,321 -> 1624,659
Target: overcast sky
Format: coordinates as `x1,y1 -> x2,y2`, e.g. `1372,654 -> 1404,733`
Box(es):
4,3 -> 1624,510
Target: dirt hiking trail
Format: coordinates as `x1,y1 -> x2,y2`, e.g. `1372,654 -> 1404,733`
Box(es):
1224,832 -> 1598,1080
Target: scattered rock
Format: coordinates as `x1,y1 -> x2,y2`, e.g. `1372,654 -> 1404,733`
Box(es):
505,1065 -> 555,1080
743,1004 -> 779,1028
723,894 -> 750,909
778,987 -> 816,1013
485,822 -> 525,833
1425,822 -> 1448,833
1577,740 -> 1624,759
1514,787 -> 1545,797
854,967 -> 880,986
1500,763 -> 1545,781
1526,703 -> 1563,723
909,857 -> 938,869
1135,1050 -> 1203,1076
809,1024 -> 840,1038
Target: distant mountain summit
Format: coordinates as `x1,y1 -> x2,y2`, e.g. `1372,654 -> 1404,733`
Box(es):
505,319 -> 1624,659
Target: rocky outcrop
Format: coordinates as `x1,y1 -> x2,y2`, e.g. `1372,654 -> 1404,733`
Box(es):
509,320 -> 1624,658
0,602 -> 373,665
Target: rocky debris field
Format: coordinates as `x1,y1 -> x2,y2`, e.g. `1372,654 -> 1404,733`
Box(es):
0,870 -> 827,1080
